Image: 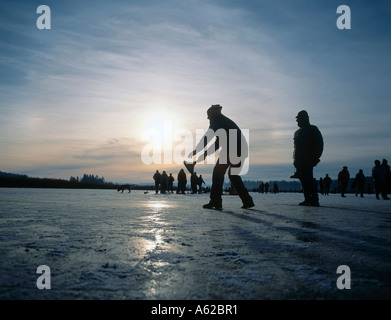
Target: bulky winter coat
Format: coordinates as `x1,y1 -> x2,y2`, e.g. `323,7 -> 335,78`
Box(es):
293,124 -> 324,168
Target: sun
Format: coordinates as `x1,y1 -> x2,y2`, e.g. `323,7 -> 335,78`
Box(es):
139,109 -> 180,146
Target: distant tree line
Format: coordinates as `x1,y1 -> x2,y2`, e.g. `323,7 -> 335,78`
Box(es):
69,173 -> 106,185
0,171 -> 117,189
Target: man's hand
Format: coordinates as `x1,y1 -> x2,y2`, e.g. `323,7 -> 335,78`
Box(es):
313,158 -> 321,166
188,150 -> 197,159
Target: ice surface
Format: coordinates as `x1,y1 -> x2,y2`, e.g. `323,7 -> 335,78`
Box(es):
0,188 -> 390,300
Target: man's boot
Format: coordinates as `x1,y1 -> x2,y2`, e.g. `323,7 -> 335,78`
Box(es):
203,200 -> 222,210
241,197 -> 255,209
299,199 -> 311,206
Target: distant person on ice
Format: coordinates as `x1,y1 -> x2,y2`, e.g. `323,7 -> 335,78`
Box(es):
168,173 -> 175,193
323,174 -> 332,195
372,160 -> 390,200
187,104 -> 254,209
382,159 -> 391,196
190,172 -> 198,194
197,174 -> 205,193
259,182 -> 265,194
176,169 -> 187,194
273,182 -> 279,193
160,171 -> 168,194
338,166 -> 350,197
153,170 -> 161,194
292,110 -> 323,206
352,169 -> 366,198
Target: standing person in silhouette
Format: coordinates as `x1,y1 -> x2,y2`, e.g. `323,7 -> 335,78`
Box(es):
338,166 -> 350,197
372,160 -> 390,200
293,110 -> 324,206
177,169 -> 187,194
259,182 -> 265,194
264,182 -> 269,194
323,174 -> 332,195
188,104 -> 254,209
168,173 -> 175,193
153,170 -> 161,194
190,172 -> 198,194
197,174 -> 205,193
160,171 -> 168,194
353,169 -> 366,198
382,159 -> 391,196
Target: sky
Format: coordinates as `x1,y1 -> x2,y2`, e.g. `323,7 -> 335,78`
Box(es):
0,0 -> 390,185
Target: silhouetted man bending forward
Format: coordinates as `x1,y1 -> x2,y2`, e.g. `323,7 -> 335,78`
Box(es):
189,105 -> 254,209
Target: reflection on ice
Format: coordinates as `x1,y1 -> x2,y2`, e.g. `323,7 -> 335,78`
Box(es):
149,202 -> 168,208
132,230 -> 167,257
145,231 -> 164,252
143,212 -> 167,226
146,201 -> 174,211
136,207 -> 171,255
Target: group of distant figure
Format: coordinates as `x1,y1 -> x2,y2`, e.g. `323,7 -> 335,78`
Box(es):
150,159 -> 391,203
257,182 -> 279,194
153,169 -> 207,195
317,168 -> 371,198
329,159 -> 391,200
254,158 -> 391,201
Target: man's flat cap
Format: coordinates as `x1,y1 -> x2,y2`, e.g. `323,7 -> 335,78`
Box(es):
296,110 -> 309,119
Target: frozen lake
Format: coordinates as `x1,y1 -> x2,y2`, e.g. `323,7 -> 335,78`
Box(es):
0,187 -> 390,300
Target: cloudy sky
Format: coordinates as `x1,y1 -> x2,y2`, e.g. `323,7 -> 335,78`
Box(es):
0,0 -> 390,184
